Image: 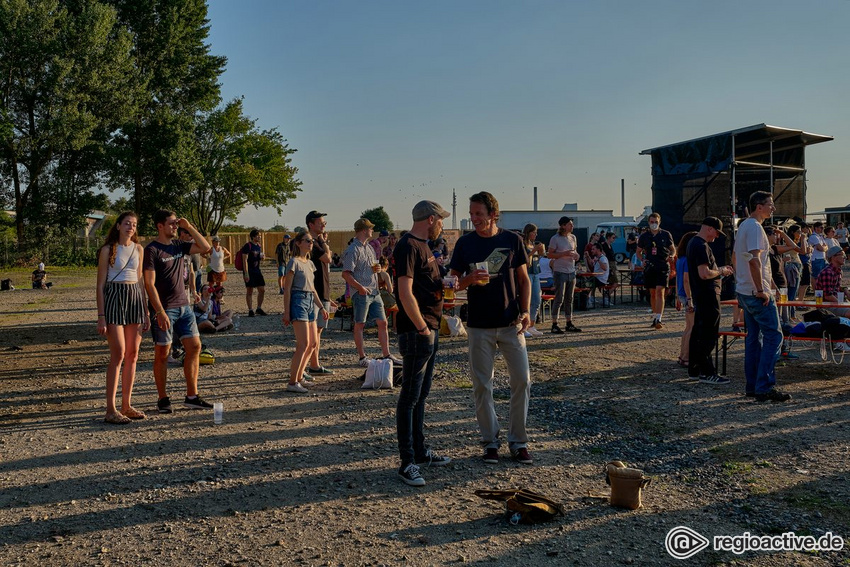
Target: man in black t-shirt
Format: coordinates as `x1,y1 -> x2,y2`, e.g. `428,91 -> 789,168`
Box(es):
305,210 -> 334,376
394,200 -> 452,487
240,229 -> 266,316
686,217 -> 733,383
448,192 -> 533,466
637,212 -> 676,329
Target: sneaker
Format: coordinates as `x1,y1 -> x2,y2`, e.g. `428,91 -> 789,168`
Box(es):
308,366 -> 334,375
565,322 -> 582,333
781,352 -> 799,360
184,396 -> 213,409
511,447 -> 533,465
358,356 -> 373,368
302,372 -> 314,382
381,354 -> 403,365
652,321 -> 663,330
167,355 -> 183,365
157,396 -> 173,414
255,308 -> 267,316
415,449 -> 452,467
286,382 -> 308,394
754,388 -> 792,403
279,288 -> 285,295
398,463 -> 426,487
483,448 -> 499,464
523,330 -> 533,338
248,310 -> 255,317
551,324 -> 564,334
529,327 -> 544,336
834,343 -> 850,352
699,374 -> 731,385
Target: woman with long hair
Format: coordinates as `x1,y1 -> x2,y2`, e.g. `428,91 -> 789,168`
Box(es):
674,231 -> 698,368
522,224 -> 546,336
96,212 -> 149,424
282,231 -> 329,393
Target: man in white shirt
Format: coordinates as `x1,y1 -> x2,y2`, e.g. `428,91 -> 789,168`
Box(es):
808,221 -> 828,278
734,191 -> 791,403
835,222 -> 848,250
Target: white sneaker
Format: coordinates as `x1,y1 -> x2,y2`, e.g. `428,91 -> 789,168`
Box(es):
528,327 -> 543,336
523,330 -> 533,338
286,382 -> 308,393
358,356 -> 373,367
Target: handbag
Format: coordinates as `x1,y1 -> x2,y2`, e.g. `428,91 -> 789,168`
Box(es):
474,488 -> 565,525
605,461 -> 651,510
362,358 -> 393,389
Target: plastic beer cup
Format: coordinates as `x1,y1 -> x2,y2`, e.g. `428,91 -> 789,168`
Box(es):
815,290 -> 824,305
213,403 -> 223,425
779,287 -> 788,303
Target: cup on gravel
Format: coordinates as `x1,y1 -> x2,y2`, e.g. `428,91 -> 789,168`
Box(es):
213,403 -> 223,424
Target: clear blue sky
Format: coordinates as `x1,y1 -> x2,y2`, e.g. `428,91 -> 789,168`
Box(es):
206,0 -> 850,231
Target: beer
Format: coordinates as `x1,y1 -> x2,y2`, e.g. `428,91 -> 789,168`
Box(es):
815,290 -> 824,305
779,287 -> 788,303
443,276 -> 457,300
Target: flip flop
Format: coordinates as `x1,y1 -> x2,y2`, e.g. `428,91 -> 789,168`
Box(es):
104,412 -> 131,425
122,407 -> 146,420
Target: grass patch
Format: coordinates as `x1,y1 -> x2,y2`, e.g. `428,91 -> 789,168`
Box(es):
723,461 -> 753,475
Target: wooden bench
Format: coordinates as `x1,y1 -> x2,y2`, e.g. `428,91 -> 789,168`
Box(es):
715,330 -> 850,374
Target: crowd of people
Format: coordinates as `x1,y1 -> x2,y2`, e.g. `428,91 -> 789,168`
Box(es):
91,190 -> 850,485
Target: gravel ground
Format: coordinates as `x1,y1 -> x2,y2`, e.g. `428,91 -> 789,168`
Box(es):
0,267 -> 848,566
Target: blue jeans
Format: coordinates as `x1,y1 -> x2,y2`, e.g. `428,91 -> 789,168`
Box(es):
529,273 -> 542,324
738,294 -> 782,395
396,331 -> 438,466
811,258 -> 826,279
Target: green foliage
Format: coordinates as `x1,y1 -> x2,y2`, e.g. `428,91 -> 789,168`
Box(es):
361,206 -> 394,232
268,224 -> 288,232
186,98 -> 301,235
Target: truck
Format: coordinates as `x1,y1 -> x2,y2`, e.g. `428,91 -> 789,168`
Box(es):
593,221 -> 640,264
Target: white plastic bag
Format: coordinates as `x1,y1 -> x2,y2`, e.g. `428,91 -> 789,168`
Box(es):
446,315 -> 467,337
362,358 -> 393,389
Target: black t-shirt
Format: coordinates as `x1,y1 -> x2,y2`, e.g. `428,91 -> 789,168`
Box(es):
393,233 -> 443,333
686,236 -> 720,299
144,240 -> 194,308
448,229 -> 528,328
769,245 -> 787,287
310,239 -> 330,301
638,229 -> 674,266
240,242 -> 262,273
275,241 -> 290,266
600,240 -> 616,262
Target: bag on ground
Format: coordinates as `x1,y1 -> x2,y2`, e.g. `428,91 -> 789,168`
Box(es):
474,488 -> 565,525
362,358 -> 393,389
605,460 -> 651,510
445,315 -> 466,337
198,348 -> 215,365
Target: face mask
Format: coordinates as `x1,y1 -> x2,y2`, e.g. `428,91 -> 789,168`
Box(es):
649,223 -> 659,230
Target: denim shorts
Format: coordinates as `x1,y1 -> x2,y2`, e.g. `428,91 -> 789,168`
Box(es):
352,290 -> 386,323
150,305 -> 200,346
290,291 -> 317,322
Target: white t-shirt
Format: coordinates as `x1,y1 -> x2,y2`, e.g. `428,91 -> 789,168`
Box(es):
734,217 -> 771,296
548,233 -> 577,274
594,255 -> 610,285
538,257 -> 553,280
836,227 -> 848,244
809,233 -> 827,260
825,237 -> 840,251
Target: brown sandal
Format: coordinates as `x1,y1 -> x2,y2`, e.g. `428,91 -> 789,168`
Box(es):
122,407 -> 147,420
104,412 -> 131,425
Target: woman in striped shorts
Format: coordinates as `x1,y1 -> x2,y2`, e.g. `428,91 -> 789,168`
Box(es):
96,211 -> 150,424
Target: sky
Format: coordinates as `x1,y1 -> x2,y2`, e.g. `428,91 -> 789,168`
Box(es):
206,0 -> 850,231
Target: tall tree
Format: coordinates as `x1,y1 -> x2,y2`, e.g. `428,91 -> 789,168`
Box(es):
0,0 -> 137,244
106,0 -> 226,227
187,98 -> 301,235
361,206 -> 393,232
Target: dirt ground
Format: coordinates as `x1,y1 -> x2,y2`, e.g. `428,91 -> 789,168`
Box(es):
0,267 -> 848,566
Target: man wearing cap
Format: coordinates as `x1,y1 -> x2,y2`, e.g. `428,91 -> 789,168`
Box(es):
808,221 -> 828,279
394,200 -> 452,487
304,211 -> 334,376
734,191 -> 791,402
547,216 -> 581,333
370,230 -> 389,260
637,212 -> 676,329
342,218 -> 400,366
449,191 -> 533,466
687,217 -> 734,384
815,246 -> 850,330
275,234 -> 292,295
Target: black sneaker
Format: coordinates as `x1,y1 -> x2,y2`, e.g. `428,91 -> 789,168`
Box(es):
511,447 -> 533,465
248,310 -> 255,317
157,396 -> 173,414
565,322 -> 582,333
551,324 -> 564,334
483,448 -> 499,464
415,449 -> 452,467
398,463 -> 425,487
184,395 -> 214,409
754,388 -> 791,403
255,308 -> 267,316
699,374 -> 731,385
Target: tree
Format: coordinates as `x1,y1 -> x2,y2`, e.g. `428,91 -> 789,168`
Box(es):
361,206 -> 393,232
0,0 -> 138,246
106,0 -> 226,228
186,98 -> 301,235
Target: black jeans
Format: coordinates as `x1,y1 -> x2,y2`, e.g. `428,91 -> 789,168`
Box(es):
688,294 -> 720,377
396,331 -> 438,466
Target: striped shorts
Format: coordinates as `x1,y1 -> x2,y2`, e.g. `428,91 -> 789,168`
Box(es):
103,281 -> 147,326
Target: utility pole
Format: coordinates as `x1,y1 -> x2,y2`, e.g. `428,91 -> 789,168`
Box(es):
452,188 -> 457,230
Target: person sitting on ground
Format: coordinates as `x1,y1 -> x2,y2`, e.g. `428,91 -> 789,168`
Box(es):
331,252 -> 343,269
194,285 -> 233,333
32,263 -> 52,289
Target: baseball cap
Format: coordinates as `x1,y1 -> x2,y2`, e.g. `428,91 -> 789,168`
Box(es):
354,218 -> 375,231
306,210 -> 327,223
827,245 -> 844,259
558,216 -> 573,225
380,230 -> 389,237
283,234 -> 291,239
412,200 -> 451,221
701,216 -> 726,237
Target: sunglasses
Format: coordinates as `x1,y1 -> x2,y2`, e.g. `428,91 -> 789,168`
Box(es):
302,239 -> 314,244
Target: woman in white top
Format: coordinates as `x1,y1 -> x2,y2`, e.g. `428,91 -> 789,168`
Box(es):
282,231 -> 330,393
96,212 -> 149,424
204,235 -> 231,284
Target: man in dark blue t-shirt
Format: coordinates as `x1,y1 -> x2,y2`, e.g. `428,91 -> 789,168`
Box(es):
240,229 -> 266,316
449,192 -> 533,466
637,212 -> 675,329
